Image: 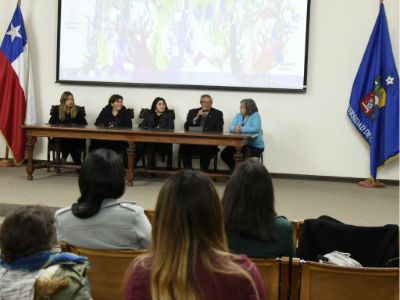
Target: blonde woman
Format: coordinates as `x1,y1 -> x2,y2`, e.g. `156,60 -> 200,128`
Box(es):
124,170 -> 266,300
49,91 -> 87,164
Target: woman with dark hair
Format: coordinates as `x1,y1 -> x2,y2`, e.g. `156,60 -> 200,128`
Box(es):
91,94 -> 132,155
139,97 -> 174,169
125,170 -> 266,300
95,94 -> 132,128
223,159 -> 294,258
221,99 -> 264,171
0,206 -> 92,299
55,149 -> 151,250
48,91 -> 87,164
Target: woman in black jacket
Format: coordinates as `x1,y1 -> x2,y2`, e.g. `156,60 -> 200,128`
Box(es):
139,97 -> 174,169
91,94 -> 132,157
48,91 -> 87,164
95,94 -> 132,128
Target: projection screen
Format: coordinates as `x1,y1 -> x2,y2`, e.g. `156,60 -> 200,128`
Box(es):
57,0 -> 311,92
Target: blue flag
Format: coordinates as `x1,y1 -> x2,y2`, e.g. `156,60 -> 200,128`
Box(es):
347,4 -> 399,179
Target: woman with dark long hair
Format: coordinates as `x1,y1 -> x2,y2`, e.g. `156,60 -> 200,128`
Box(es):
125,170 -> 266,300
48,91 -> 87,164
55,149 -> 151,250
223,159 -> 294,258
139,97 -> 174,169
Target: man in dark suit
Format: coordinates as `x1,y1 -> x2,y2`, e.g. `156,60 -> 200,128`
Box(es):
180,94 -> 224,171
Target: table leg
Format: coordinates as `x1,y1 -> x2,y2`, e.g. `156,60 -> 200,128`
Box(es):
234,146 -> 244,169
55,138 -> 61,173
127,142 -> 134,186
26,135 -> 35,180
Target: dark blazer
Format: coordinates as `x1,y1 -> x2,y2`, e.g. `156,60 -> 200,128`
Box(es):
139,110 -> 174,130
95,105 -> 132,128
48,105 -> 87,125
184,107 -> 223,132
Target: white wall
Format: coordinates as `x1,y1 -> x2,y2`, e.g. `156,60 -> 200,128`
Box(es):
0,0 -> 398,180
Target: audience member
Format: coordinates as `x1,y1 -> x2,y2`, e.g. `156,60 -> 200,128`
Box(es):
179,94 -> 224,171
55,149 -> 151,250
139,97 -> 174,169
48,91 -> 87,165
221,99 -> 264,171
91,94 -> 132,156
125,170 -> 266,300
223,159 -> 294,258
0,205 -> 92,299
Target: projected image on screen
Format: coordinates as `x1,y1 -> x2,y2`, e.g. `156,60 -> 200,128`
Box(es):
58,0 -> 310,91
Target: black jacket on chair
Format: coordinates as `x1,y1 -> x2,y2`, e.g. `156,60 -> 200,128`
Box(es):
297,215 -> 399,267
184,107 -> 223,132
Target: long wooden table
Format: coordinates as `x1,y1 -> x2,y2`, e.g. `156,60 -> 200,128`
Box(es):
23,125 -> 256,186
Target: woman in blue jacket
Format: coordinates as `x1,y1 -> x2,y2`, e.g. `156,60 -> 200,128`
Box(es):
221,99 -> 264,170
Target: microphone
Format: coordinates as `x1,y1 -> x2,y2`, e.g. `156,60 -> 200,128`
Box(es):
197,109 -> 205,118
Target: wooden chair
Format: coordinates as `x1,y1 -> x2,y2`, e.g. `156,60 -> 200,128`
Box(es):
144,208 -> 154,224
291,219 -> 304,251
60,241 -> 146,300
297,219 -> 304,247
251,258 -> 283,300
298,261 -> 399,300
282,257 -> 302,300
138,108 -> 174,169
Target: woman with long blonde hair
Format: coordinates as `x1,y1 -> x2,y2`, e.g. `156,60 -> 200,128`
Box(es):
125,170 -> 266,300
49,91 -> 87,164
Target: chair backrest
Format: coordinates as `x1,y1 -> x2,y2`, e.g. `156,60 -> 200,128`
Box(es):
126,108 -> 134,119
60,241 -> 146,300
139,108 -> 176,119
50,105 -> 57,115
144,209 -> 154,224
282,257 -> 302,300
299,261 -> 399,300
291,219 -> 304,250
251,258 -> 281,300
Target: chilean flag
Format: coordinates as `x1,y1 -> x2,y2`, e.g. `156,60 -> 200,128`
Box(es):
0,5 -> 36,164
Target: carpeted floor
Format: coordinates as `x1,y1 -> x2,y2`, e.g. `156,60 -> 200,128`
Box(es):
0,166 -> 398,226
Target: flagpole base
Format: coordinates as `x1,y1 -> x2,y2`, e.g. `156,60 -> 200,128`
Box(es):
0,159 -> 15,167
358,178 -> 385,188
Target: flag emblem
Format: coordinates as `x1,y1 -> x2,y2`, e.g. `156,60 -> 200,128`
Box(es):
358,76 -> 386,122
